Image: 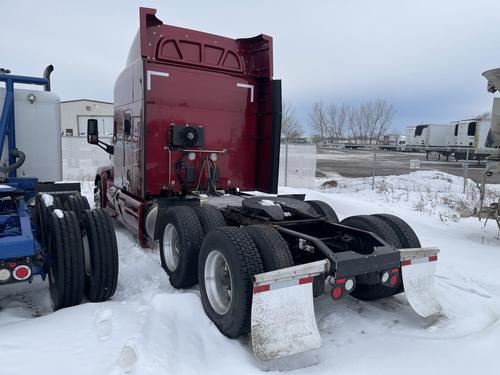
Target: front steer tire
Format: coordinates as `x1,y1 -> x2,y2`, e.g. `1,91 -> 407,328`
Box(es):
159,206 -> 204,288
199,227 -> 264,338
80,209 -> 119,302
48,210 -> 85,310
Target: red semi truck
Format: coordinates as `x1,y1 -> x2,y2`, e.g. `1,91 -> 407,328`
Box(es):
88,7 -> 442,360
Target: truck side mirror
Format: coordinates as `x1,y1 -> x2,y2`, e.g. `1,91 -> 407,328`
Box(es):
87,119 -> 99,144
87,118 -> 114,155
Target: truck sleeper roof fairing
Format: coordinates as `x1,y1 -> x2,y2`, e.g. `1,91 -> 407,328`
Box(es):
114,8 -> 281,199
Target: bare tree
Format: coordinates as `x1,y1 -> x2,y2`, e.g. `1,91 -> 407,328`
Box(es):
309,102 -> 328,144
347,105 -> 362,143
281,102 -> 303,143
359,100 -> 395,144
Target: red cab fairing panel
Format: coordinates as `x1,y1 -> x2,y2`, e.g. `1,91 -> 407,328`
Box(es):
114,7 -> 279,199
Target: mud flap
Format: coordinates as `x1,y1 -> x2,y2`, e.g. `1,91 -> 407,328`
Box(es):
400,247 -> 442,318
251,260 -> 329,361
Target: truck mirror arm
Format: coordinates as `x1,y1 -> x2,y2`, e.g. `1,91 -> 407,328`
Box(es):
97,140 -> 114,155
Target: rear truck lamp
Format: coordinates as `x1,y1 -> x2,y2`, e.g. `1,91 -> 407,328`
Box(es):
13,265 -> 31,281
344,278 -> 355,292
389,274 -> 399,286
209,152 -> 217,162
187,152 -> 196,161
381,271 -> 390,283
331,286 -> 343,299
0,269 -> 11,282
7,262 -> 17,269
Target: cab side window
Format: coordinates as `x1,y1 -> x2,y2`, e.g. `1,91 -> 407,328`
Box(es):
124,113 -> 132,136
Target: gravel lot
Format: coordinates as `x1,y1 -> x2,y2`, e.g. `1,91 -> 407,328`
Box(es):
317,148 -> 500,184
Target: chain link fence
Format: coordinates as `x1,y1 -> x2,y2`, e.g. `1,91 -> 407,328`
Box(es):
278,143 -> 317,189
315,145 -> 500,217
61,137 -> 499,217
62,136 -> 112,182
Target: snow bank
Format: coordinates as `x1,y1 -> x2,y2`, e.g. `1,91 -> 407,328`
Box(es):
0,184 -> 498,375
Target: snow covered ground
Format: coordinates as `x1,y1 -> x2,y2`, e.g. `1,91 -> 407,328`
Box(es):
0,176 -> 499,375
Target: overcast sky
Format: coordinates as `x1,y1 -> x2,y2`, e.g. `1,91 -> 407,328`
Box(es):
2,0 -> 500,134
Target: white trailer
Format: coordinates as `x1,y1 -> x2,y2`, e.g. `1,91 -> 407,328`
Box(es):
405,126 -> 417,150
413,124 -> 448,147
444,117 -> 497,159
446,122 -> 459,146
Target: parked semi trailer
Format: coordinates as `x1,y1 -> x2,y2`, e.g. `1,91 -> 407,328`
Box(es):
0,68 -> 118,310
88,7 -> 443,361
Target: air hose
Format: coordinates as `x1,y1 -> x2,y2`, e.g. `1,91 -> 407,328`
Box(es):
1,149 -> 26,174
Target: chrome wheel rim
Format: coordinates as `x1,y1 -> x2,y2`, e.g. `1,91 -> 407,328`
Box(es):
204,250 -> 232,315
163,223 -> 180,271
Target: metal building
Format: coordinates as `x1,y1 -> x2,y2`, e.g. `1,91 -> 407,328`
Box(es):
60,99 -> 113,136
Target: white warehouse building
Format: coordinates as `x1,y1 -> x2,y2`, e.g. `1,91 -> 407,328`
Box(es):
60,99 -> 113,137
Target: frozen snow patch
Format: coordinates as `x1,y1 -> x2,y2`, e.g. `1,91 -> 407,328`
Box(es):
260,199 -> 279,207
53,209 -> 64,218
41,193 -> 54,207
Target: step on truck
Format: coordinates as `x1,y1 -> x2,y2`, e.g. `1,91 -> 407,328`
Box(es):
0,67 -> 118,310
88,7 -> 443,361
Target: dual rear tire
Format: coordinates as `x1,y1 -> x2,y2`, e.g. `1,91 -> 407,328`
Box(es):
36,194 -> 118,310
158,205 -> 295,339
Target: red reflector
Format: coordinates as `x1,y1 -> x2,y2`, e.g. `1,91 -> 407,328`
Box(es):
7,262 -> 16,269
335,278 -> 347,284
429,255 -> 438,262
331,286 -> 343,299
401,259 -> 412,267
13,266 -> 30,280
390,268 -> 399,273
299,276 -> 313,285
389,275 -> 398,286
253,284 -> 270,294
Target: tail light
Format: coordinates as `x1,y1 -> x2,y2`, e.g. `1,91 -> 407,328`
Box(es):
381,268 -> 400,287
330,277 -> 356,300
0,269 -> 11,282
13,265 -> 31,281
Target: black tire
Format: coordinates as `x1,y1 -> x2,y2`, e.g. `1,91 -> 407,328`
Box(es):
198,227 -> 264,338
243,225 -> 294,271
64,195 -> 90,217
38,194 -> 56,246
81,209 -> 119,302
372,214 -> 421,294
340,215 -> 402,301
372,214 -> 421,248
341,215 -> 401,249
158,206 -> 204,288
193,204 -> 226,235
53,196 -> 63,210
306,200 -> 339,223
48,210 -> 85,310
